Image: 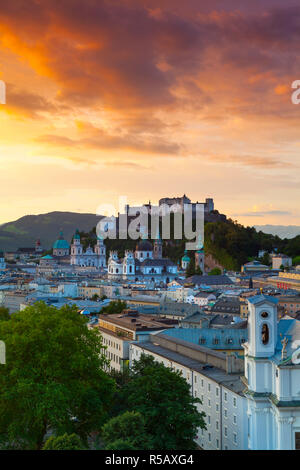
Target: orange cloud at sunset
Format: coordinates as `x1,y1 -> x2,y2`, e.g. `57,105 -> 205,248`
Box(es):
0,0 -> 299,226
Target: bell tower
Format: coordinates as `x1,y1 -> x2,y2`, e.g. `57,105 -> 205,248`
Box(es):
153,229 -> 162,259
247,295 -> 278,359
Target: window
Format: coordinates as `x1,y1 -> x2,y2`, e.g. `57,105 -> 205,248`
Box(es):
224,409 -> 228,418
216,421 -> 219,430
208,383 -> 211,392
261,323 -> 270,345
208,433 -> 211,442
233,397 -> 237,407
224,392 -> 228,402
233,433 -> 237,444
224,427 -> 228,437
201,379 -> 204,387
216,404 -> 219,412
295,432 -> 300,450
216,387 -> 219,396
208,399 -> 211,407
216,439 -> 219,448
233,415 -> 237,424
208,415 -> 211,424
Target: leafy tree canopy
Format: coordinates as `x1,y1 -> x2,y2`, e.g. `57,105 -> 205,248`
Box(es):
115,355 -> 206,450
100,300 -> 127,315
0,307 -> 10,322
0,302 -> 115,449
43,433 -> 86,450
208,268 -> 222,275
102,411 -> 152,450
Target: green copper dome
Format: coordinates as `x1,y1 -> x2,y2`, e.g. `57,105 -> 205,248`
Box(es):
53,231 -> 70,250
73,229 -> 80,240
182,250 -> 190,262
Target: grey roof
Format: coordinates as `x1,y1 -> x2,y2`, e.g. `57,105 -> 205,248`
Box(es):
133,340 -> 244,394
248,294 -> 278,305
186,274 -> 233,286
211,298 -> 240,315
141,258 -> 176,267
158,301 -> 202,317
161,328 -> 248,350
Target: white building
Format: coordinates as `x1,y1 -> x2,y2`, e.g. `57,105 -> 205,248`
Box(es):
0,251 -> 6,270
107,239 -> 177,283
129,294 -> 300,450
244,295 -> 300,450
70,230 -> 106,269
272,254 -> 293,270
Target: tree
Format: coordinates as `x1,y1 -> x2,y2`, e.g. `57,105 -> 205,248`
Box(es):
102,411 -> 152,450
293,256 -> 300,266
105,439 -> 137,450
91,294 -> 99,301
195,266 -> 203,275
208,268 -> 222,275
261,252 -> 271,266
100,300 -> 127,315
116,355 -> 206,450
0,307 -> 10,322
185,257 -> 196,278
43,433 -> 86,450
0,302 -> 115,449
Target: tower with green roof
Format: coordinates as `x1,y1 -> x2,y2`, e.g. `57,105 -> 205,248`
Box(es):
52,230 -> 70,257
181,250 -> 191,270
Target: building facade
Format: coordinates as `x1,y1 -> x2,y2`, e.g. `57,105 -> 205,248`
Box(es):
70,230 -> 106,269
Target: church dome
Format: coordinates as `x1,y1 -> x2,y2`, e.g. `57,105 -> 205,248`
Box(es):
182,251 -> 191,262
53,231 -> 70,250
136,240 -> 153,251
73,229 -> 80,240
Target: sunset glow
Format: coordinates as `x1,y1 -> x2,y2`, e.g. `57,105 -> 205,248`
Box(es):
0,0 -> 299,225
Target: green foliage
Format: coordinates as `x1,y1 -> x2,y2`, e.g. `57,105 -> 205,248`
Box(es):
293,256 -> 300,266
115,355 -> 206,450
102,411 -> 152,450
260,252 -> 271,266
105,439 -> 137,450
208,268 -> 222,275
43,433 -> 86,450
0,307 -> 10,322
91,294 -> 99,301
185,257 -> 196,278
0,302 -> 115,449
100,300 -> 127,315
195,266 -> 203,275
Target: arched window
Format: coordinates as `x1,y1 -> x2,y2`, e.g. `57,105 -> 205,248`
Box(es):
261,323 -> 269,345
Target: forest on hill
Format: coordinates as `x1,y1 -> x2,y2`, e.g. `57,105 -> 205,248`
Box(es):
79,218 -> 300,271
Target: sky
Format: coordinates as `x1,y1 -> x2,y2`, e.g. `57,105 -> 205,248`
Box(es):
0,0 -> 300,226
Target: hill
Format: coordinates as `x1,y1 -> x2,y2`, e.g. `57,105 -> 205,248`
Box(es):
0,212 -> 103,251
254,225 -> 300,239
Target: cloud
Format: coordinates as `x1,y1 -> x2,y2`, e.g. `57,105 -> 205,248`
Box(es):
233,210 -> 292,217
207,154 -> 293,168
36,129 -> 182,156
1,85 -> 57,118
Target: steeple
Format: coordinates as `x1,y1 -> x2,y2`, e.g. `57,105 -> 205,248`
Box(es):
153,226 -> 162,259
